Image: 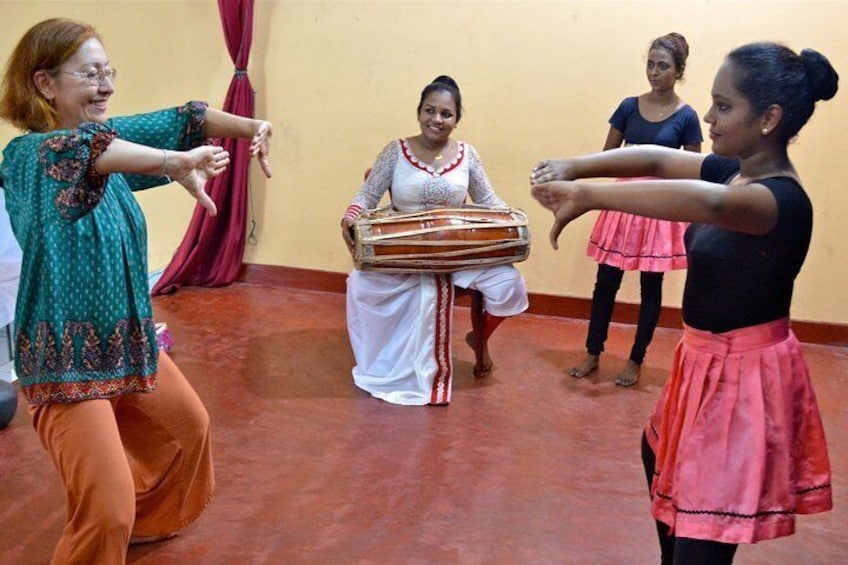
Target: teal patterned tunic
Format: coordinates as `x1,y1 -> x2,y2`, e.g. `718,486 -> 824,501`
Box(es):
0,101 -> 207,404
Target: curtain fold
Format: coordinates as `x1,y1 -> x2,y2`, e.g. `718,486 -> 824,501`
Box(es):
152,0 -> 255,295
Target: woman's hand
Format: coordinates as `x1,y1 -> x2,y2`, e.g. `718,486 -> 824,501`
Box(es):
250,120 -> 273,179
203,109 -> 273,178
530,181 -> 591,249
529,159 -> 577,185
341,217 -> 356,255
168,146 -> 230,216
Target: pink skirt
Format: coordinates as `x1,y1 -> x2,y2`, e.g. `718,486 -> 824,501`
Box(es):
587,178 -> 688,272
645,319 -> 832,544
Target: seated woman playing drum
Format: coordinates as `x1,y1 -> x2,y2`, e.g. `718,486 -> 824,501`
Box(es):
340,75 -> 528,406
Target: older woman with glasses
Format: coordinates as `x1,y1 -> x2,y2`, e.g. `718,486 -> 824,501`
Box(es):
0,18 -> 272,563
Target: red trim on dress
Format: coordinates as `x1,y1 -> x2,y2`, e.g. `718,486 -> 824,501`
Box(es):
400,139 -> 465,176
430,273 -> 454,405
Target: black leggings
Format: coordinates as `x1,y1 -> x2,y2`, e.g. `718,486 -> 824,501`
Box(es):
586,264 -> 663,364
641,433 -> 738,565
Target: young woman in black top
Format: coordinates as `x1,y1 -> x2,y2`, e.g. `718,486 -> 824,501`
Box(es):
530,42 -> 837,564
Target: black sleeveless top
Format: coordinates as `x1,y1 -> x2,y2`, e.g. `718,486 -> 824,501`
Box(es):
682,155 -> 812,332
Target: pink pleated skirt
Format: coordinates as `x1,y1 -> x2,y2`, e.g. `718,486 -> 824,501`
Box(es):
645,319 -> 832,544
587,178 -> 688,272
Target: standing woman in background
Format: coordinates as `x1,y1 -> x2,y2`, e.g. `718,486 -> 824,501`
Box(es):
0,18 -> 271,563
567,33 -> 703,386
531,41 -> 836,564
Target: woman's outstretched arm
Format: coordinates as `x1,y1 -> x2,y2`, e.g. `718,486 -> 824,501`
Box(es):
530,145 -> 706,185
531,177 -> 777,249
204,108 -> 272,178
96,139 -> 230,215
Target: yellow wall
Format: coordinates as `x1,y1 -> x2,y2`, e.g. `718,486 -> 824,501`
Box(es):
1,1 -> 846,325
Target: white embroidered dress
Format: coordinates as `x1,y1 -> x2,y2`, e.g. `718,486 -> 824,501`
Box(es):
345,139 -> 528,405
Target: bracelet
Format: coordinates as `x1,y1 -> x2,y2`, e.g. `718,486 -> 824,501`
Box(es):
343,204 -> 362,222
160,149 -> 169,177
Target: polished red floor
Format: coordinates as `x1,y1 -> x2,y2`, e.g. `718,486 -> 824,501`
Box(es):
0,282 -> 845,564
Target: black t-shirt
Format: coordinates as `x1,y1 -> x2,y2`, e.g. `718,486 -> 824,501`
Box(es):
682,155 -> 812,332
609,96 -> 704,148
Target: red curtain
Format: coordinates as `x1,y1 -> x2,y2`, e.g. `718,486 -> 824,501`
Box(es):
153,0 -> 255,295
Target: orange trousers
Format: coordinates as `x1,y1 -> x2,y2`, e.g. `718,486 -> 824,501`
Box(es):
29,352 -> 215,564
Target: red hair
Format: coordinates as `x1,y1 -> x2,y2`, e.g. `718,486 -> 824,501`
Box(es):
0,18 -> 101,132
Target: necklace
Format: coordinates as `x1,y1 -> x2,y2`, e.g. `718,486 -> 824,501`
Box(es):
657,100 -> 677,118
425,140 -> 449,162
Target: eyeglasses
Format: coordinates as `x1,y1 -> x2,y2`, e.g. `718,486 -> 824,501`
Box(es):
62,67 -> 117,86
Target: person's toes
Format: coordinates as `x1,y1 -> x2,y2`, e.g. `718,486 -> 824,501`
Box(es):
614,362 -> 641,387
568,356 -> 598,378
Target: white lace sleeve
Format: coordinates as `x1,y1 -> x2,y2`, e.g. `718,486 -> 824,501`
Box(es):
344,141 -> 398,220
466,144 -> 507,208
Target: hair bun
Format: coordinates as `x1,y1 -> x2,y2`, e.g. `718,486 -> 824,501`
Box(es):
667,32 -> 689,58
800,49 -> 839,101
432,75 -> 459,91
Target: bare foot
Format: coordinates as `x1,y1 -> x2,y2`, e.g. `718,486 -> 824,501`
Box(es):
568,354 -> 599,378
465,331 -> 494,378
129,533 -> 177,545
614,360 -> 641,387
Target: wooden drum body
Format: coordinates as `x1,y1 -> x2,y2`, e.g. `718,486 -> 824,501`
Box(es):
353,206 -> 530,273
